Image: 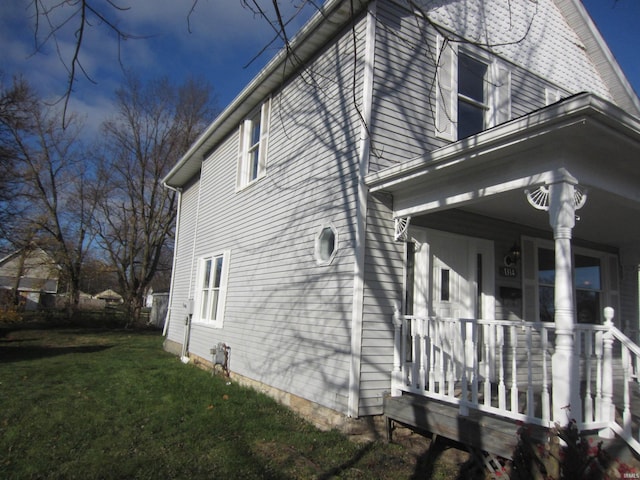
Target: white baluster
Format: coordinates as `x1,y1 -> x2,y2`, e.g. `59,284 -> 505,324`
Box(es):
391,307 -> 403,396
511,325 -> 519,413
438,319 -> 445,394
526,326 -> 534,417
595,330 -> 603,421
584,331 -> 594,423
541,326 -> 550,422
460,320 -> 469,415
471,321 -> 479,405
497,324 -> 506,411
418,317 -> 426,391
447,320 -> 455,397
623,345 -> 632,437
411,316 -> 420,390
484,323 -> 491,406
428,317 -> 435,393
599,307 -> 615,439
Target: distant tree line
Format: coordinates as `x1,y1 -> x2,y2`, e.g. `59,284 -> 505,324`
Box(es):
0,73 -> 217,322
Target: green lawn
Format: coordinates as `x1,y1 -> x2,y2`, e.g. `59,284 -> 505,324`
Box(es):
0,323 -> 458,479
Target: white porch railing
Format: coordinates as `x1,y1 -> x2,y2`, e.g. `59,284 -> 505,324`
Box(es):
391,308 -> 640,453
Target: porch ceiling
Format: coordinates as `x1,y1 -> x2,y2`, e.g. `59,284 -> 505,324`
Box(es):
366,93 -> 640,249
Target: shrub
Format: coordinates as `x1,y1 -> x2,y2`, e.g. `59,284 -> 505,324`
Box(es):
511,420 -> 637,480
0,305 -> 23,324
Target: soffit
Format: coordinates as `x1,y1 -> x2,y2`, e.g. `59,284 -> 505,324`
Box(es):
367,93 -> 640,248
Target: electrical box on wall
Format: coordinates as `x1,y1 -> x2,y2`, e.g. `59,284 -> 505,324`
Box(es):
185,299 -> 194,315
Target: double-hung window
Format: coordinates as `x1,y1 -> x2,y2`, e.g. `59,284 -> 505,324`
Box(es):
195,251 -> 230,327
237,98 -> 271,189
458,54 -> 490,139
436,36 -> 511,141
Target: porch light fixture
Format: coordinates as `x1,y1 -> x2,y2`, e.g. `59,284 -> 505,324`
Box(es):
504,242 -> 521,267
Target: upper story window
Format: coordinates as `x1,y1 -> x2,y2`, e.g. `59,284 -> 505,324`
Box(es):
237,98 -> 271,189
194,251 -> 230,328
436,36 -> 511,141
458,54 -> 489,139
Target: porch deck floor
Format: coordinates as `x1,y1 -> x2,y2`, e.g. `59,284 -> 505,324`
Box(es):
384,380 -> 640,461
384,394 -> 548,459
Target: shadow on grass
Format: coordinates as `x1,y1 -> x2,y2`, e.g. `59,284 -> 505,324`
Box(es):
0,343 -> 114,363
317,442 -> 376,479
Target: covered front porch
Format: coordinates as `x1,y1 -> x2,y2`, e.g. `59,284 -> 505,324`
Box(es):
365,93 -> 640,455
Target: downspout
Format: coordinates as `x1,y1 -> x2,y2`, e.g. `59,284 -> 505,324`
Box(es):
348,0 -> 376,418
163,184 -> 182,337
180,303 -> 193,364
167,159 -> 205,364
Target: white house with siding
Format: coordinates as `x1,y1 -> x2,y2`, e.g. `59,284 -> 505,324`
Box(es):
163,0 -> 640,459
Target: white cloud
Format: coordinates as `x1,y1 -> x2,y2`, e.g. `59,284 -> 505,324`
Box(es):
0,0 -> 322,135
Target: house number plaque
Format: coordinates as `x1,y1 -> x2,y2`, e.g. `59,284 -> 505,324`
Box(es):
500,266 -> 517,277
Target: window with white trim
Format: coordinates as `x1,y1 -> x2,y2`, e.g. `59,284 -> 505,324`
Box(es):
194,251 -> 230,327
522,237 -> 619,324
315,225 -> 338,265
458,54 -> 489,139
436,36 -> 511,141
237,99 -> 271,189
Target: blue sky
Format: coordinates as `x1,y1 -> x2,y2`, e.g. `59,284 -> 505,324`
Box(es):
0,1 -> 638,136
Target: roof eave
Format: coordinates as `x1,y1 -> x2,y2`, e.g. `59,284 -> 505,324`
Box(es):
366,93 -> 640,193
555,0 -> 640,117
163,0 -> 370,188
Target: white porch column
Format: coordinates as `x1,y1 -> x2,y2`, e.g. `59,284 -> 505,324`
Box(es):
548,181 -> 581,424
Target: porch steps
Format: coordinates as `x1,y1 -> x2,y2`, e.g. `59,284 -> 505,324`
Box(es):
384,393 -> 548,460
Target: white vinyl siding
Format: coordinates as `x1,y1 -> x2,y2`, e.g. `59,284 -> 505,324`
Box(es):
358,193 -> 404,416
369,0 -> 611,173
166,12 -> 368,415
426,0 -> 612,102
165,176 -> 200,340
491,64 -> 511,126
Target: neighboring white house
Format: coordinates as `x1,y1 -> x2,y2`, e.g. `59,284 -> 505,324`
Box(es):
0,247 -> 60,310
163,0 -> 640,457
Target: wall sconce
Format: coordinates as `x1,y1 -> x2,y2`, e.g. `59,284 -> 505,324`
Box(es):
504,242 -> 521,267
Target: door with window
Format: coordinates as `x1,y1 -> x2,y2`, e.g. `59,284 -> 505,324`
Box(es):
410,228 -> 494,321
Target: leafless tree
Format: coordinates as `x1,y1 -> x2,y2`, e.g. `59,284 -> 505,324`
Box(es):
96,74 -> 216,324
0,76 -> 38,251
24,1 -> 317,125
1,78 -> 104,313
27,0 -> 142,127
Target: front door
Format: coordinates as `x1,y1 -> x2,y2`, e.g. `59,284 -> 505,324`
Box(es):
410,228 -> 494,321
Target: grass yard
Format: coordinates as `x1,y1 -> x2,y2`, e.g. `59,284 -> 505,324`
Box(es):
0,322 -> 462,479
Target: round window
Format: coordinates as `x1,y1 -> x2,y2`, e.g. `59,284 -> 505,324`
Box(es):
315,225 -> 338,265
